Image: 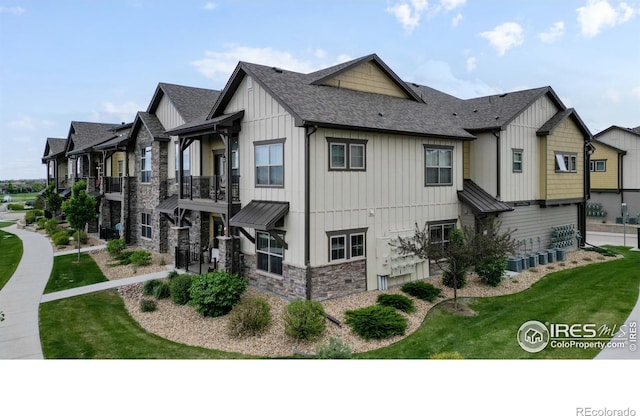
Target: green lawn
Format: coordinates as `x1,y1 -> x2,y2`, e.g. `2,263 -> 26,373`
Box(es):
43,253 -> 109,293
0,221 -> 17,228
358,247 -> 640,359
0,229 -> 23,290
39,254 -> 250,359
5,192 -> 39,203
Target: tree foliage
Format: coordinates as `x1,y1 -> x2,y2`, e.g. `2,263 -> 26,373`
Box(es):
43,182 -> 63,216
61,180 -> 96,262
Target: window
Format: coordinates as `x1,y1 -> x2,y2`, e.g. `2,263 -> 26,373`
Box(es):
327,229 -> 367,262
512,149 -> 523,173
175,142 -> 190,182
328,139 -> 366,170
590,160 -> 606,172
256,231 -> 283,275
117,160 -> 124,177
141,146 -> 152,182
429,222 -> 455,250
255,140 -> 284,186
555,152 -> 577,173
425,146 -> 453,185
141,212 -> 152,239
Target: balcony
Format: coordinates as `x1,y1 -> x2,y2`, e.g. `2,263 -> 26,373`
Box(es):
181,175 -> 240,203
104,176 -> 123,194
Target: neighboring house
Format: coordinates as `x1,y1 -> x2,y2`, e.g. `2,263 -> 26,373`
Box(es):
41,137 -> 69,194
589,126 -> 640,222
118,82 -> 220,253
164,54 -> 593,301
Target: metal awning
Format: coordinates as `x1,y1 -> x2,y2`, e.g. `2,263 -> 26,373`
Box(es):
165,110 -> 244,137
457,179 -> 513,215
156,195 -> 178,214
59,188 -> 72,198
230,200 -> 289,231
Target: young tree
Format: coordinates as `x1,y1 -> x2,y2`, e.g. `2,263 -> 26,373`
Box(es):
61,180 -> 96,262
43,182 -> 62,217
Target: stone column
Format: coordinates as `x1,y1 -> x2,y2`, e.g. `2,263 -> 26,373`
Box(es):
217,236 -> 239,272
172,226 -> 190,268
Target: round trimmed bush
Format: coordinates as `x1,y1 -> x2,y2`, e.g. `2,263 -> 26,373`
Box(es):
377,293 -> 415,313
401,281 -> 442,302
140,299 -> 157,312
226,297 -> 272,338
282,299 -> 326,341
106,238 -> 127,257
344,305 -> 407,340
130,250 -> 152,267
189,271 -> 248,317
45,219 -> 60,235
475,256 -> 507,287
52,230 -> 69,247
315,337 -> 352,359
169,274 -> 193,305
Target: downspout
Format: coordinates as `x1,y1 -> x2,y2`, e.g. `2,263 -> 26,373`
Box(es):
304,125 -> 317,300
492,130 -> 501,199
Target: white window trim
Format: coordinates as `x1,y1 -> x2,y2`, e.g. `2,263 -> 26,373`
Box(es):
330,235 -> 347,262
255,141 -> 284,187
256,231 -> 284,276
350,232 -> 366,259
141,146 -> 152,183
349,143 -> 366,170
424,146 -> 453,186
327,229 -> 367,263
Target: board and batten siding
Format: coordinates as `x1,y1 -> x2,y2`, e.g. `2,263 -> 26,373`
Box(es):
320,61 -> 409,99
590,143 -> 620,190
309,127 -> 463,290
597,129 -> 640,189
500,94 -> 558,202
468,131 -> 497,196
499,204 -> 578,252
224,75 -> 307,268
543,116 -> 585,201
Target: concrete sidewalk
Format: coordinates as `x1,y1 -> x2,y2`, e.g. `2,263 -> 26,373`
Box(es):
585,230 -> 638,249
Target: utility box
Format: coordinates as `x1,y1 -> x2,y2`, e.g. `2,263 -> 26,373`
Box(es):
556,249 -> 566,262
538,252 -> 548,265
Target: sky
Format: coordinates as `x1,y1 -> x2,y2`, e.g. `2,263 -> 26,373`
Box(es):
1,0 -> 639,181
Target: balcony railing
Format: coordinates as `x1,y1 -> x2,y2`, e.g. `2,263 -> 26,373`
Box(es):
182,175 -> 240,203
104,176 -> 123,193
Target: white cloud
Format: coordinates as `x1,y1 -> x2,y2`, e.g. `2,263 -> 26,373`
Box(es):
412,59 -> 501,99
386,0 -> 429,33
192,45 -> 342,81
537,21 -> 565,44
8,116 -> 54,131
90,101 -> 139,123
632,86 -> 640,99
577,0 -> 637,38
203,2 -> 217,10
466,57 -> 476,72
480,22 -> 524,56
0,6 -> 26,15
452,13 -> 463,27
604,89 -> 621,103
440,0 -> 466,10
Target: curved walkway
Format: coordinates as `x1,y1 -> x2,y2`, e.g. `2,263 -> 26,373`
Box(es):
0,224 -> 53,359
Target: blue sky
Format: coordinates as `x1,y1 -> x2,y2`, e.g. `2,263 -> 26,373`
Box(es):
1,0 -> 639,180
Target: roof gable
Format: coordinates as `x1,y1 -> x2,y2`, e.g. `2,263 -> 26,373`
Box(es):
148,83 -> 220,124
537,108 -> 592,139
43,137 -> 66,158
129,111 -> 170,142
64,121 -> 120,155
594,125 -> 640,139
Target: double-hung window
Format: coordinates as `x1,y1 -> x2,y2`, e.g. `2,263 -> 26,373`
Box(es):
141,146 -> 152,183
327,229 -> 367,262
512,149 -> 523,173
429,222 -> 455,250
141,212 -> 152,239
256,231 -> 284,275
555,152 -> 577,173
425,146 -> 453,185
328,139 -> 366,170
255,140 -> 284,187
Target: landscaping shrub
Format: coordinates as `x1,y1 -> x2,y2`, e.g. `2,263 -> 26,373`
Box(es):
169,274 -> 193,305
143,279 -> 162,296
45,219 -> 60,235
429,351 -> 464,359
153,281 -> 171,300
189,271 -> 248,317
442,270 -> 467,290
226,297 -> 272,338
140,299 -> 157,312
130,250 -> 152,267
106,238 -> 127,257
52,230 -> 69,247
36,218 -> 47,230
282,299 -> 326,341
7,203 -> 23,211
377,293 -> 415,313
475,256 -> 507,287
72,230 -> 88,244
344,305 -> 407,340
24,209 -> 44,224
315,337 -> 352,359
401,281 -> 442,302
166,270 -> 179,280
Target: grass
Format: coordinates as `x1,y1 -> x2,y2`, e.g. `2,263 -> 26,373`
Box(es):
44,253 -> 109,294
0,229 -> 23,291
39,254 -> 250,358
358,247 -> 640,359
4,192 -> 39,203
0,221 -> 17,228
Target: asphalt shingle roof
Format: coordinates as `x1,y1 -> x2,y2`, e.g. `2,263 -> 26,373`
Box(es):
43,137 -> 67,159
154,83 -> 221,124
66,121 -> 121,155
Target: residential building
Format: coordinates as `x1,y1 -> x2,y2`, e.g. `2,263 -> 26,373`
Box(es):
165,54 -> 593,301
589,125 -> 640,222
41,137 -> 70,194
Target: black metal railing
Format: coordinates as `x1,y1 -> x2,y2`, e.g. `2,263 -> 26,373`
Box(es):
175,243 -> 217,275
99,225 -> 120,241
104,176 -> 123,193
181,175 -> 240,203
